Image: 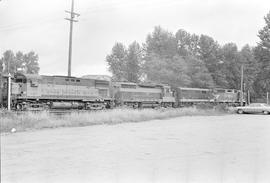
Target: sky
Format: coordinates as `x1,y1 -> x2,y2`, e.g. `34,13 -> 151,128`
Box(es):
0,0 -> 270,77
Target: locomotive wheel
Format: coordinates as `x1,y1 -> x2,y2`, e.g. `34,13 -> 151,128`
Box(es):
237,109 -> 244,114
16,103 -> 23,111
263,111 -> 269,115
132,103 -> 138,109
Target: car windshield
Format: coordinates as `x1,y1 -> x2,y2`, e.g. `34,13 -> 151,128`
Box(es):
249,103 -> 269,107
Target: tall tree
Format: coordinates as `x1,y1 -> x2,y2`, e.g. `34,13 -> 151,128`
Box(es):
145,26 -> 177,59
254,11 -> 270,98
106,42 -> 127,81
0,55 -> 4,73
143,26 -> 185,85
198,35 -> 223,87
126,41 -> 142,82
1,50 -> 16,74
22,51 -> 39,74
220,43 -> 242,89
198,35 -> 220,69
15,51 -> 24,72
175,29 -> 200,57
143,26 -> 216,88
185,56 -> 215,88
143,53 -> 191,87
239,45 -> 259,96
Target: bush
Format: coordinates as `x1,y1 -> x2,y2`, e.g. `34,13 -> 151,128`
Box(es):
0,107 -> 226,133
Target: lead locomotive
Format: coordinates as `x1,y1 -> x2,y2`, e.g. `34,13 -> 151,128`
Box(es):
0,73 -> 112,110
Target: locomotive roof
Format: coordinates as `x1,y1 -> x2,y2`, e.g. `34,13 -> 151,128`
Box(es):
114,81 -> 170,88
179,87 -> 239,92
214,88 -> 238,91
16,72 -> 81,80
82,75 -> 111,81
178,87 -> 211,91
0,73 -> 11,77
15,73 -> 42,80
50,75 -> 77,78
114,81 -> 137,85
15,73 -> 109,82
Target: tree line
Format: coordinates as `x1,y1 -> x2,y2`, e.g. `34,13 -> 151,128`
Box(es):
106,11 -> 270,99
0,50 -> 40,74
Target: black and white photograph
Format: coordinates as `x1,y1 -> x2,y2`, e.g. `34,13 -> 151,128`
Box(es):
1,0 -> 270,182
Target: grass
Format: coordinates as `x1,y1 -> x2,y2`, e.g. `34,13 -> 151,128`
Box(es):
0,107 -> 227,133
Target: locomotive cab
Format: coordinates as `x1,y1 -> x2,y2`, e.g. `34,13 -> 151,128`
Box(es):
213,88 -> 241,105
13,73 -> 28,97
160,85 -> 175,107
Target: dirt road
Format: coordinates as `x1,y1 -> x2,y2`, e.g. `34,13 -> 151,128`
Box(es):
1,114 -> 270,183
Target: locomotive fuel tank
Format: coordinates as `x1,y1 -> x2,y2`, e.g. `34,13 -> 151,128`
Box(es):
50,102 -> 84,109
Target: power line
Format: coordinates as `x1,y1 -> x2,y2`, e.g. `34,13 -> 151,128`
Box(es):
0,0 -> 168,32
0,16 -> 63,32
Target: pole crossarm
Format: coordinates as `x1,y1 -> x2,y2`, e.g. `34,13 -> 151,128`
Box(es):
65,10 -> 80,17
65,18 -> 78,22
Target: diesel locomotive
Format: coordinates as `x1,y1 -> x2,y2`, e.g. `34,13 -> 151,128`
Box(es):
0,73 -> 113,110
0,72 -> 244,111
176,87 -> 243,107
113,82 -> 175,108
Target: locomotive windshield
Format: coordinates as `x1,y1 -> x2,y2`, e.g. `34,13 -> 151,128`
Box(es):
121,84 -> 136,88
15,76 -> 26,83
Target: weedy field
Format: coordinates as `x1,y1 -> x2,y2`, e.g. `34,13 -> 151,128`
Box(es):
0,107 -> 227,133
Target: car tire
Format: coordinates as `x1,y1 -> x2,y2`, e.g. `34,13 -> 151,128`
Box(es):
237,109 -> 244,114
263,111 -> 269,115
16,103 -> 23,111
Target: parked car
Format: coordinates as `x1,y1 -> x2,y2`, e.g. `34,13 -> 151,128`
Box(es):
236,103 -> 270,114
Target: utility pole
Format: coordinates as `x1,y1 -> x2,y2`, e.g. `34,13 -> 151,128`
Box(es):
267,92 -> 269,105
6,51 -> 11,110
65,0 -> 79,77
240,65 -> 244,106
7,51 -> 10,74
247,90 -> 250,105
7,73 -> 11,111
